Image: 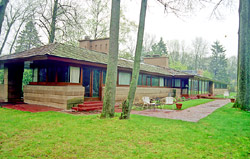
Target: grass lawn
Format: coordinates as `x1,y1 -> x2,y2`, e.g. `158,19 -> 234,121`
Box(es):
215,92 -> 237,99
161,99 -> 214,110
0,103 -> 250,158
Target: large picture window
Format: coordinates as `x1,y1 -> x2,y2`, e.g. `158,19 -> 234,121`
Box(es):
173,79 -> 181,87
70,66 -> 80,83
33,68 -> 38,82
39,67 -> 47,82
57,66 -> 69,82
165,78 -> 171,87
152,76 -> 159,87
118,72 -> 131,85
32,62 -> 80,85
137,74 -> 142,85
103,71 -> 106,84
159,77 -> 164,87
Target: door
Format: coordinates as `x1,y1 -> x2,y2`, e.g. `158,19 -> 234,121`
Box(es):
82,67 -> 101,100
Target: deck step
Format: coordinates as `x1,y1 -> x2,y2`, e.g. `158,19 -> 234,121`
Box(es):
72,106 -> 102,111
73,101 -> 119,112
78,103 -> 103,107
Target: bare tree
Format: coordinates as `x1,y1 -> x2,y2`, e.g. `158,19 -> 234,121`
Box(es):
192,37 -> 208,70
84,0 -> 110,39
142,33 -> 156,56
0,0 -> 36,55
167,40 -> 181,65
36,0 -> 82,44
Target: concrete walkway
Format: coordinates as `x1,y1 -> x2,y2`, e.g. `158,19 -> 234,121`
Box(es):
131,99 -> 230,122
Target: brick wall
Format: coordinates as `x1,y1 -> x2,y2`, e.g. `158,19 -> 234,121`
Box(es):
23,85 -> 85,109
102,86 -> 181,103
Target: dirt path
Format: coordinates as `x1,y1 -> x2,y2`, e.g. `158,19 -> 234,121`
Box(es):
131,99 -> 230,122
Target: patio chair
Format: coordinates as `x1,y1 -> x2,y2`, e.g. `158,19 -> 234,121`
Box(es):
165,97 -> 174,109
165,97 -> 174,105
142,97 -> 156,109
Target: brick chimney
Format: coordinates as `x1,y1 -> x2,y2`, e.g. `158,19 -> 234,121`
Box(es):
143,55 -> 169,68
78,37 -> 109,54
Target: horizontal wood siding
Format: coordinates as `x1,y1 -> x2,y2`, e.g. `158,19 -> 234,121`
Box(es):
23,85 -> 85,109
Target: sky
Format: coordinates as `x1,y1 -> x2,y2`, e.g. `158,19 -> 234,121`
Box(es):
123,0 -> 239,57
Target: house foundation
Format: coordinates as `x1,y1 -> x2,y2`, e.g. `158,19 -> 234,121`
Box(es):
23,85 -> 85,109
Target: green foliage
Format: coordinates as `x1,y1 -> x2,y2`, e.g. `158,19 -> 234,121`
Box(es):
169,61 -> 187,70
118,51 -> 134,60
202,70 -> 213,79
0,103 -> 249,158
22,69 -> 32,87
209,41 -> 229,83
150,37 -> 168,56
15,20 -> 41,52
172,89 -> 176,97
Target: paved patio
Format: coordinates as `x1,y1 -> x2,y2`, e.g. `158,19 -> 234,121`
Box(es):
131,99 -> 230,122
1,103 -> 62,112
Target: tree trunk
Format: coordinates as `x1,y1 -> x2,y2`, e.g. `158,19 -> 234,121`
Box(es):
9,20 -> 24,54
120,0 -> 147,119
49,0 -> 58,43
0,23 -> 12,55
0,0 -> 9,35
234,0 -> 250,110
100,0 -> 120,118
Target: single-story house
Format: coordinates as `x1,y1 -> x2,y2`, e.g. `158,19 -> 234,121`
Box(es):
0,38 -> 228,109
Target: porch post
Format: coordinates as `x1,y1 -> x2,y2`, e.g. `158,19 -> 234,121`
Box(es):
3,66 -> 8,102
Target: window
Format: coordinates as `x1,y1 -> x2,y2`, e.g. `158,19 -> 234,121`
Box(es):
39,67 -> 47,82
142,74 -> 147,85
159,77 -> 164,87
173,79 -> 181,87
152,76 -> 159,87
137,74 -> 142,85
57,66 -> 69,82
165,78 -> 171,87
70,66 -> 80,83
146,75 -> 151,86
199,81 -> 202,94
48,67 -> 56,82
103,71 -> 106,84
33,68 -> 38,82
0,68 -> 4,84
118,72 -> 131,85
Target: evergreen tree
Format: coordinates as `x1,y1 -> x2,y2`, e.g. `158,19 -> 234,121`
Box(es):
209,41 -> 228,83
0,0 -> 9,35
15,20 -> 41,53
150,37 -> 168,56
